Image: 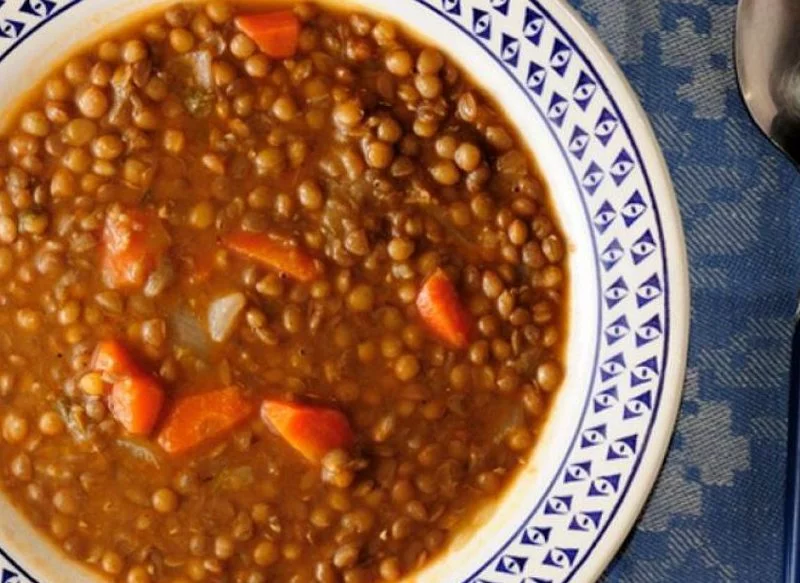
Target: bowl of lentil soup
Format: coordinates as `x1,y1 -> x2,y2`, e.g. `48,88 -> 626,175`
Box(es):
0,0 -> 689,582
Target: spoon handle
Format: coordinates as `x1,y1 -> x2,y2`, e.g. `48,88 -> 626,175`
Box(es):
786,316 -> 800,582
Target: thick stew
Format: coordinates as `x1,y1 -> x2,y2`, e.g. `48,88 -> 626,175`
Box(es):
0,2 -> 568,582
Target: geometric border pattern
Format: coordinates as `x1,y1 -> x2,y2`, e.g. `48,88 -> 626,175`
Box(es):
410,2 -> 671,581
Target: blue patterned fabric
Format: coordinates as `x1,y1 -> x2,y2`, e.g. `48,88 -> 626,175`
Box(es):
567,0 -> 800,580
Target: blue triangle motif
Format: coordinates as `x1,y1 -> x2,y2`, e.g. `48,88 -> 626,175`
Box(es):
490,0 -> 510,16
600,238 -> 624,271
604,314 -> 630,345
621,190 -> 647,227
631,356 -> 659,387
610,149 -> 635,185
636,314 -> 662,346
543,547 -> 578,568
593,386 -> 618,413
631,230 -> 656,265
599,352 -> 625,382
573,71 -> 597,110
581,161 -> 604,195
636,274 -> 662,307
564,460 -> 591,482
604,277 -> 628,309
521,525 -> 551,545
472,8 -> 492,40
20,0 -> 56,17
525,61 -> 546,95
544,495 -> 572,515
495,554 -> 527,575
568,126 -> 589,160
0,19 -> 24,39
594,108 -> 619,146
580,423 -> 607,448
500,33 -> 520,66
624,390 -> 653,419
442,0 -> 461,15
588,473 -> 621,497
607,434 -> 638,460
523,7 -> 545,45
547,92 -> 568,127
569,510 -> 603,531
593,200 -> 616,233
549,38 -> 572,76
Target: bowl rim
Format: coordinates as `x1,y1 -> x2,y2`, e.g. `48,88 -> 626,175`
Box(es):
396,2 -> 690,581
532,1 -> 690,580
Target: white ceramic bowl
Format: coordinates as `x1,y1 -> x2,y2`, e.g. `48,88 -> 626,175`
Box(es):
0,1 -> 690,581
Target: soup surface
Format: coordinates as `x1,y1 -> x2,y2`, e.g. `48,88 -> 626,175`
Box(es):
0,2 -> 568,582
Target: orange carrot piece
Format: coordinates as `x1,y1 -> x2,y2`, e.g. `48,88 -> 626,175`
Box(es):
108,375 -> 165,436
91,339 -> 140,381
101,206 -> 169,290
222,231 -> 319,282
235,10 -> 300,59
416,268 -> 471,349
261,400 -> 354,463
157,387 -> 254,455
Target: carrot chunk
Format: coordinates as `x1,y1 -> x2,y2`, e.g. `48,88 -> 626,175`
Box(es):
222,231 -> 319,282
416,268 -> 471,349
91,339 -> 164,433
101,206 -> 169,290
261,401 -> 354,463
108,375 -> 165,436
157,387 -> 254,455
235,10 -> 300,58
91,339 -> 140,380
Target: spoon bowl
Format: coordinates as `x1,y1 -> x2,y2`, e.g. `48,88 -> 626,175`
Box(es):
736,0 -> 800,164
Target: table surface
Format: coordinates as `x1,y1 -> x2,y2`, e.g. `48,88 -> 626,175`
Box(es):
566,0 -> 800,581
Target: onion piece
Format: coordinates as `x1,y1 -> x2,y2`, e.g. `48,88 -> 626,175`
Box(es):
169,306 -> 210,357
493,405 -> 525,445
167,50 -> 213,90
108,65 -> 133,126
116,437 -> 163,468
144,259 -> 175,298
166,50 -> 214,117
208,292 -> 246,343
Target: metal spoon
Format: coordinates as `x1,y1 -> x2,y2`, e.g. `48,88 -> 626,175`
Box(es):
736,1 -> 800,580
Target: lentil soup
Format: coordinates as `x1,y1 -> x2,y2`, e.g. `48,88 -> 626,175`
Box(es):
0,2 -> 569,582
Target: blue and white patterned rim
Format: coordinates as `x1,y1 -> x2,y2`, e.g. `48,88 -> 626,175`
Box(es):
0,1 -> 689,582
411,2 -> 678,582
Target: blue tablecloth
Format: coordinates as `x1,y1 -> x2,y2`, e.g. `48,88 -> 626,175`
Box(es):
566,0 -> 800,580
